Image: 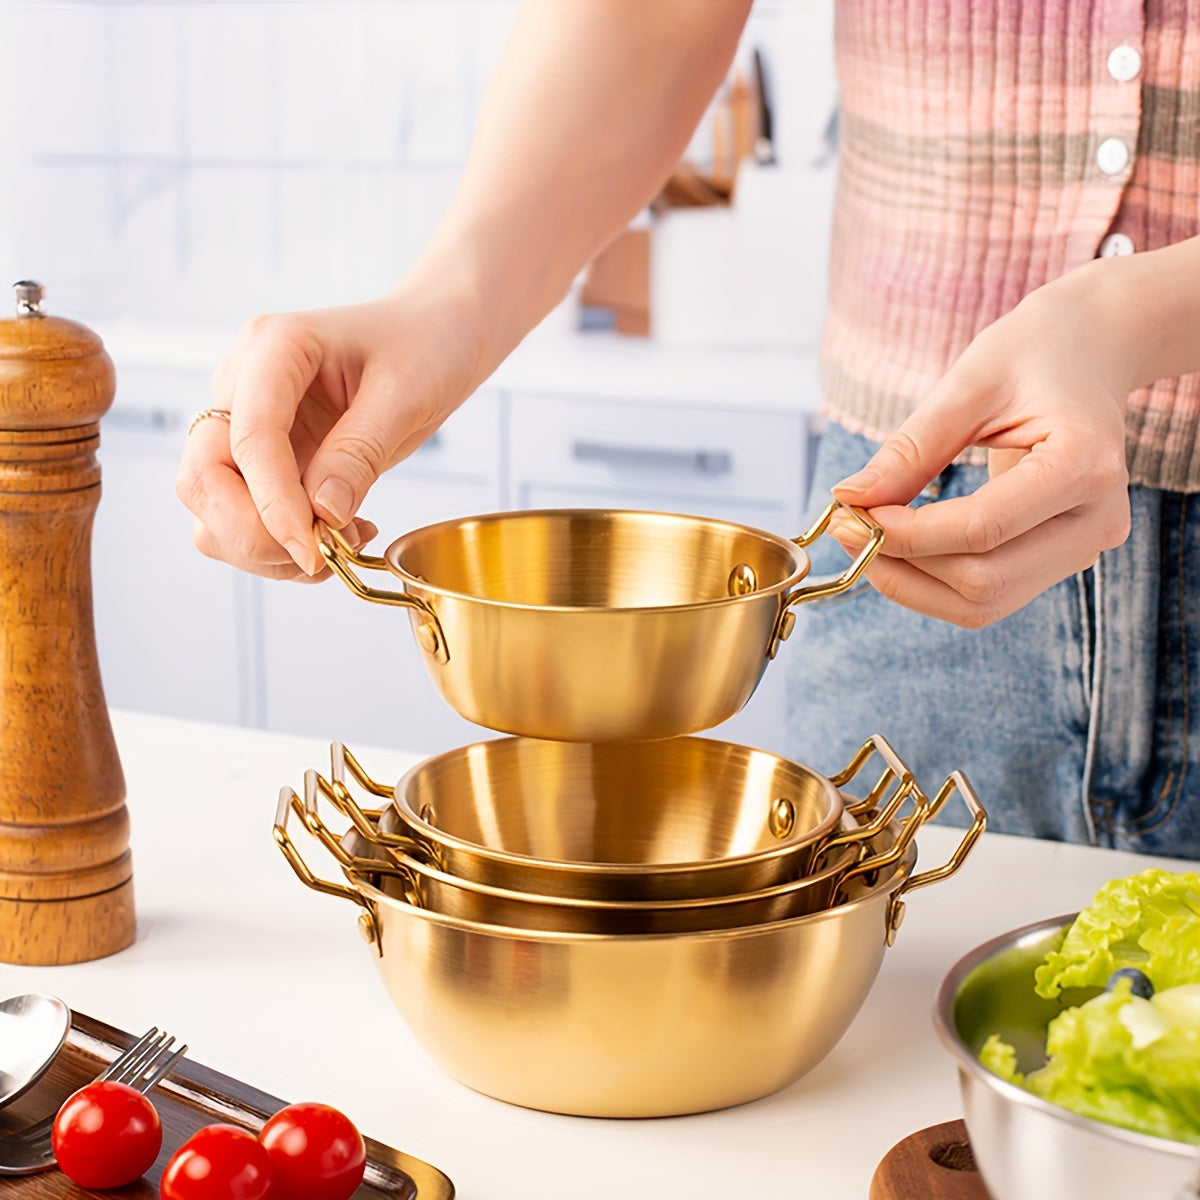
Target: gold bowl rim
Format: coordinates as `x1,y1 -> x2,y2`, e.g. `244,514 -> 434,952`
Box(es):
380,507 -> 812,614
386,735 -> 846,880
344,837 -> 915,945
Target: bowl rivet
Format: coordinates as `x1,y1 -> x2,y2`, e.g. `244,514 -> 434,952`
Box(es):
416,621 -> 442,657
768,798 -> 796,839
357,911 -> 381,955
727,563 -> 757,596
886,899 -> 906,947
778,611 -> 796,642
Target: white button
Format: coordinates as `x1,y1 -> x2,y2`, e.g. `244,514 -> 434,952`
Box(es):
1099,232 -> 1135,257
1097,137 -> 1131,175
1107,45 -> 1143,82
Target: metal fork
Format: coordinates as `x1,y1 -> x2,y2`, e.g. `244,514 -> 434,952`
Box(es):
0,1027 -> 187,1177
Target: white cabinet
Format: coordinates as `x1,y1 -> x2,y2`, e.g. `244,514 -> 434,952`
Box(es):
255,393 -> 504,754
508,391 -> 812,533
93,375 -> 254,727
505,390 -> 816,753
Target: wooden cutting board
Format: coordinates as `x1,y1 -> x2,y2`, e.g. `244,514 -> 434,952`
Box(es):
870,1119 -> 993,1200
1,1009 -> 454,1198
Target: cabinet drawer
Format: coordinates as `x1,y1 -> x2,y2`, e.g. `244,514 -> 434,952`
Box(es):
507,392 -> 810,530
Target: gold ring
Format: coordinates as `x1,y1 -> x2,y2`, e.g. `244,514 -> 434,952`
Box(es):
187,408 -> 232,437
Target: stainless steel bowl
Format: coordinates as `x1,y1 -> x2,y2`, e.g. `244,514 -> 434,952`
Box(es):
934,914 -> 1200,1200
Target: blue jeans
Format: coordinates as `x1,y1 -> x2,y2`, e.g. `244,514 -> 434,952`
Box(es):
784,422 -> 1200,858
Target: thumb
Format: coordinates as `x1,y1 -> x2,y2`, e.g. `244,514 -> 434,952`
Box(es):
831,401 -> 977,508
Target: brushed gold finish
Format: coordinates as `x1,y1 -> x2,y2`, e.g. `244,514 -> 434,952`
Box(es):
294,744 -> 961,935
274,774 -> 985,1118
299,779 -> 865,934
328,736 -> 872,901
317,499 -> 884,742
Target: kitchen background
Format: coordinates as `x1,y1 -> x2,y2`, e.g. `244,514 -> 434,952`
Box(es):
0,0 -> 838,756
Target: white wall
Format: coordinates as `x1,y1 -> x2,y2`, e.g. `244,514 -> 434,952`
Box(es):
0,0 -> 836,334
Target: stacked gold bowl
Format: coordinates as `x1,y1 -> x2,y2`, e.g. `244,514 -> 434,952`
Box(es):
273,501 -> 987,1117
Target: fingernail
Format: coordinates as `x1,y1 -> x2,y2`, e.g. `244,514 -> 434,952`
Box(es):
286,538 -> 317,576
829,511 -> 866,544
313,475 -> 355,526
832,468 -> 880,495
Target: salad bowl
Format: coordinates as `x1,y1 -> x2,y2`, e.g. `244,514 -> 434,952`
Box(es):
935,914 -> 1200,1200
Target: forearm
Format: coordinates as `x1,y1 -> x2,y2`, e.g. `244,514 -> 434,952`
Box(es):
404,0 -> 751,386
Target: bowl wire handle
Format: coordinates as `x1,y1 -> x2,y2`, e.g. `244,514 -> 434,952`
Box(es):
765,501 -> 884,658
831,782 -> 931,890
300,769 -> 421,883
898,771 -> 987,896
325,745 -> 437,864
827,733 -> 917,824
845,772 -> 986,947
272,784 -> 389,957
274,784 -> 365,908
314,520 -> 450,664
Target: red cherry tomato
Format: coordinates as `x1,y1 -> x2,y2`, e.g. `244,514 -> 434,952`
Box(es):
258,1102 -> 366,1200
52,1079 -> 163,1189
160,1124 -> 275,1200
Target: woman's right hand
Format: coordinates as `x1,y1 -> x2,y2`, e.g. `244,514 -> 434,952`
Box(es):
175,287 -> 484,580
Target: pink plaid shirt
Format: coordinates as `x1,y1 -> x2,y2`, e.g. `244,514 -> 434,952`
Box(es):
822,0 -> 1200,491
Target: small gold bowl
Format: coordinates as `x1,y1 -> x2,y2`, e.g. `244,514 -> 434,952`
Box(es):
317,500 -> 882,742
324,736 -> 915,902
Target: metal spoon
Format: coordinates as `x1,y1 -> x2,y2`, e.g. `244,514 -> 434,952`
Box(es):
0,994 -> 70,1109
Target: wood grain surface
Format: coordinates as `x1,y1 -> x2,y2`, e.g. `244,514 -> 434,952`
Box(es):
869,1118 -> 994,1200
0,1010 -> 454,1199
0,302 -> 133,965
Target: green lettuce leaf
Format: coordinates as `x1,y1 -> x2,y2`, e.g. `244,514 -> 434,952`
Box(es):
1035,869 -> 1200,998
996,986 -> 1200,1143
977,870 -> 1200,1145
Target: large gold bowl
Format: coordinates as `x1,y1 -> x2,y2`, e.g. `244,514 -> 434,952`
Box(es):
317,500 -> 882,742
274,773 -> 984,1118
321,737 -> 917,901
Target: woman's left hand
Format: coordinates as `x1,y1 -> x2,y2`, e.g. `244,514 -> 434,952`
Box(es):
827,264 -> 1137,627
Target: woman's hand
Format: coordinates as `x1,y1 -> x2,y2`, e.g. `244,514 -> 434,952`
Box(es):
176,289 -> 483,580
176,0 -> 753,582
827,261 -> 1140,627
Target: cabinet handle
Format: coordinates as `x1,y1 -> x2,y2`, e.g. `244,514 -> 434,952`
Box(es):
572,441 -> 732,476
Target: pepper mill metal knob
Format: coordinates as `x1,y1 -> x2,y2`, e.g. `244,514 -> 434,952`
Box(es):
0,281 -> 134,965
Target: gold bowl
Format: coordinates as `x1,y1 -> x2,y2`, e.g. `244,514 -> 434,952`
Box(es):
313,815 -> 868,934
274,770 -> 985,1117
317,500 -> 883,742
320,736 -> 918,901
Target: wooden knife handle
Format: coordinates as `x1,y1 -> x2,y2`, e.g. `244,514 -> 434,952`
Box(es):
869,1119 -> 994,1200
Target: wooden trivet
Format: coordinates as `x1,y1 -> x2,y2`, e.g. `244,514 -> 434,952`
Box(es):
869,1118 -> 993,1200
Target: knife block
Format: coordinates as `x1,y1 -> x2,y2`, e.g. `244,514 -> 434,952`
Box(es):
0,281 -> 134,965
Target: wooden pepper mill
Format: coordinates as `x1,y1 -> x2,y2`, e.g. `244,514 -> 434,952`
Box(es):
0,280 -> 134,965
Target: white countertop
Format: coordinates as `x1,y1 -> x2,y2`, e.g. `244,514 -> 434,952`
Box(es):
1,710 -> 1190,1200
